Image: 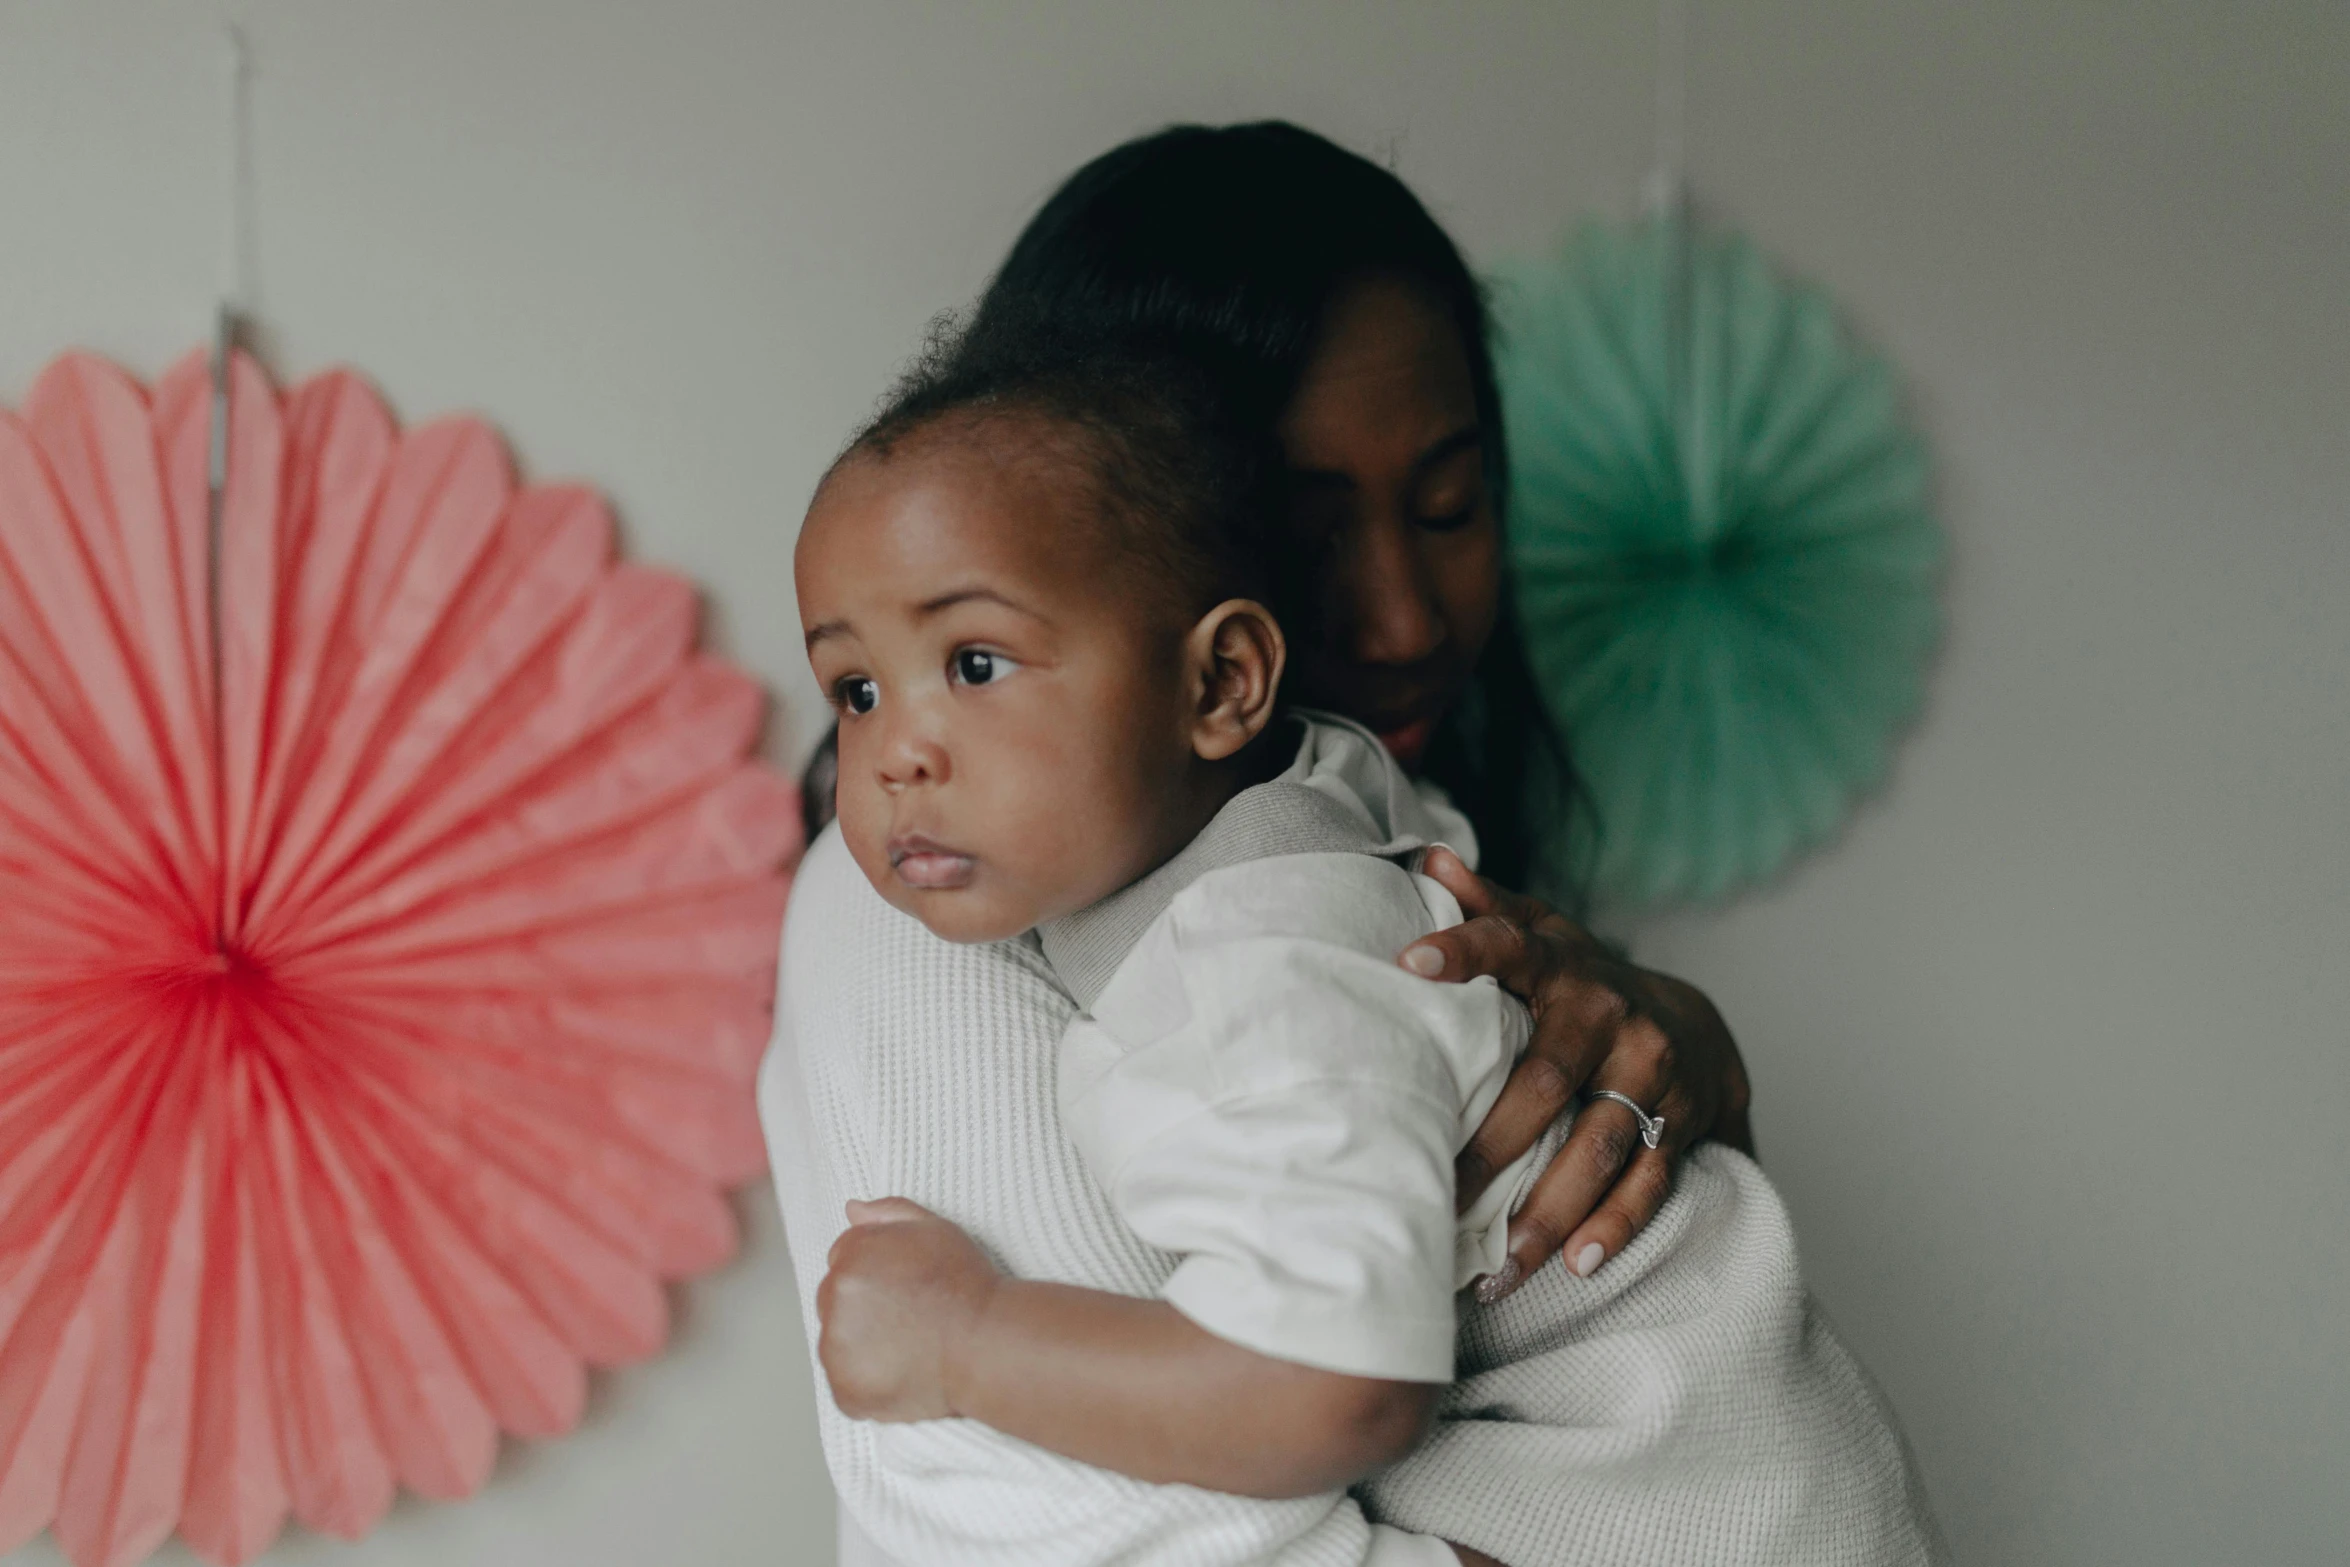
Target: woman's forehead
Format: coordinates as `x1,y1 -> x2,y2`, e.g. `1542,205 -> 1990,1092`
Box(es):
1281,277 -> 1478,470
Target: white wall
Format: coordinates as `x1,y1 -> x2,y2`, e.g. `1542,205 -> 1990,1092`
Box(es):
1,3 -> 2342,1564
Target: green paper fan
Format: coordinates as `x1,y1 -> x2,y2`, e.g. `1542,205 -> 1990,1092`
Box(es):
1495,219 -> 1942,909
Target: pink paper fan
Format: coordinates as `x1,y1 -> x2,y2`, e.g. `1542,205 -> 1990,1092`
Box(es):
0,348 -> 801,1567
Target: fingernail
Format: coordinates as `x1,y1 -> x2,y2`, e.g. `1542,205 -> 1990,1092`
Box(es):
1572,1242 -> 1606,1278
1474,1257 -> 1521,1305
1402,945 -> 1444,978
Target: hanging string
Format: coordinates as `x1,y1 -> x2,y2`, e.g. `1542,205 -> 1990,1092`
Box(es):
1644,0 -> 1706,533
1643,0 -> 1689,218
219,21 -> 259,324
207,19 -> 254,947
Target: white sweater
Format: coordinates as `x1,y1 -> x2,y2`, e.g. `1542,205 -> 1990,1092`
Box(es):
761,721 -> 1945,1566
760,828 -> 1451,1566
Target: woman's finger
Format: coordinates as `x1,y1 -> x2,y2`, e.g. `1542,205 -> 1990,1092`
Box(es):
1557,1146 -> 1675,1280
1417,845 -> 1497,917
1579,1009 -> 1698,1157
1455,1051 -> 1575,1210
1485,1012 -> 1678,1292
1483,1095 -> 1646,1296
1401,910 -> 1547,990
1636,1074 -> 1703,1164
1522,973 -> 1637,1080
1418,846 -> 1549,930
1458,973 -> 1642,1208
845,1196 -> 933,1227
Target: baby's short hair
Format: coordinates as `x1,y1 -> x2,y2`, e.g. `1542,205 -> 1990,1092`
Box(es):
837,316 -> 1281,614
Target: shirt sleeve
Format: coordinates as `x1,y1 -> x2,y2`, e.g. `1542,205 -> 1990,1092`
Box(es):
764,830 -> 1433,1567
1061,852 -> 1514,1385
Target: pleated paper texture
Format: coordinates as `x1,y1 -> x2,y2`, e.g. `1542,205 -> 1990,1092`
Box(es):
1496,220 -> 1942,909
0,348 -> 801,1565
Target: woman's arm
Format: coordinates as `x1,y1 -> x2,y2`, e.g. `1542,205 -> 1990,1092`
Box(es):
1401,848 -> 1755,1299
819,1199 -> 1441,1500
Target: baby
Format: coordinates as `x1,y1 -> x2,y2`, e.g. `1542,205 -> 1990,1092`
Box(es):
794,331 -> 1944,1566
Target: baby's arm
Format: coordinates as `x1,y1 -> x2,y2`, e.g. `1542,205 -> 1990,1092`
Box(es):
781,832 -> 1455,1565
819,1198 -> 1442,1499
823,855 -> 1507,1500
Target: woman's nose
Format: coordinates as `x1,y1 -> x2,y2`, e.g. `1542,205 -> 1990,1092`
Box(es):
1341,517 -> 1448,666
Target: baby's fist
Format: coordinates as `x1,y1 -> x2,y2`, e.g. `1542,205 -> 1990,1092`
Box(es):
817,1198 -> 999,1422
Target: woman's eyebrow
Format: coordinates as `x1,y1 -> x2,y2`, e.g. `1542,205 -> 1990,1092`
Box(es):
1411,426 -> 1485,476
1288,425 -> 1484,489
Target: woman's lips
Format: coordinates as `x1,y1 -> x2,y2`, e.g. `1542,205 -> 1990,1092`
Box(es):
888,835 -> 976,890
1375,715 -> 1438,767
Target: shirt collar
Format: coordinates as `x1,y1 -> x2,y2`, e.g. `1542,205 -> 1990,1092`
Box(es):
1036,711 -> 1438,1010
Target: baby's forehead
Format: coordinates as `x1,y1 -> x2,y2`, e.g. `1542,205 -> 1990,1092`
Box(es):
862,409 -> 1131,535
874,404 -> 1110,499
805,417 -> 1137,603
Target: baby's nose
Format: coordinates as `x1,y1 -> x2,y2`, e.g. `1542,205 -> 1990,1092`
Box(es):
875,723 -> 950,790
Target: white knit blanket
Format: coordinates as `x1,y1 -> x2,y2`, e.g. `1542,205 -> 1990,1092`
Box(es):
761,824 -> 1945,1566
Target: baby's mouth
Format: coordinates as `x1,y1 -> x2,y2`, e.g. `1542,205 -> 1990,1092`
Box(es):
888,834 -> 977,890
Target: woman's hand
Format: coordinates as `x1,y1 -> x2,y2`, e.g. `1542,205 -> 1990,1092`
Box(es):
1401,848 -> 1755,1301
816,1198 -> 1000,1422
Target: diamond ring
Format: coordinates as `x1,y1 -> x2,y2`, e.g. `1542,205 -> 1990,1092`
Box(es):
1587,1089 -> 1665,1151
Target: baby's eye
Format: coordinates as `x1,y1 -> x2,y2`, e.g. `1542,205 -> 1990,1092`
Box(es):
834,676 -> 880,716
951,649 -> 1020,687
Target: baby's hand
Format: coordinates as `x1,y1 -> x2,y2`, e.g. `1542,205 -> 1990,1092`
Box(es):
816,1197 -> 1000,1422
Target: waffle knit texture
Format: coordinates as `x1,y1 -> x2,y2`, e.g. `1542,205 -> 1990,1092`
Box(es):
762,753 -> 1945,1565
761,826 -> 1448,1566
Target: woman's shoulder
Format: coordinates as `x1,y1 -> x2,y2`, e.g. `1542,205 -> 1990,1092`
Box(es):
785,821 -> 880,934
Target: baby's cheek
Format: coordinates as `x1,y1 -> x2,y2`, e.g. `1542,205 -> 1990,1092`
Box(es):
832,782 -> 894,895
1002,779 -> 1160,921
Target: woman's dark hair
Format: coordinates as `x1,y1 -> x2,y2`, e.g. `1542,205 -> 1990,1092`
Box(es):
803,120 -> 1576,897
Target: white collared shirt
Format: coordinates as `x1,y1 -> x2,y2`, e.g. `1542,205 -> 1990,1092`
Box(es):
758,717 -> 1473,1565
1046,715 -> 1541,1384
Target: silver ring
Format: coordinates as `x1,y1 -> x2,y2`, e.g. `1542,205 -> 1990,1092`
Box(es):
1588,1089 -> 1665,1151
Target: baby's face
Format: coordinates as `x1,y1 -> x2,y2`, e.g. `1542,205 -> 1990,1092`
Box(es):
797,427 -> 1210,943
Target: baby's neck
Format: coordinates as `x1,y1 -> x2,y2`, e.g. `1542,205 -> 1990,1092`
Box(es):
1041,716 -> 1298,938
1037,715 -> 1389,1010
1132,720 -> 1295,890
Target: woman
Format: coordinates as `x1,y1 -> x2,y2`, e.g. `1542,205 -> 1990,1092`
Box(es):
765,122 -> 1765,1563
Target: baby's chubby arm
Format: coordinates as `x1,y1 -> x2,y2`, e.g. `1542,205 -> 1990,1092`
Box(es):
818,1198 -> 1441,1499
781,832 -> 1457,1564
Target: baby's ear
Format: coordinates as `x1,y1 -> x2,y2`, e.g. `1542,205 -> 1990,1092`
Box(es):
1186,599 -> 1286,762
